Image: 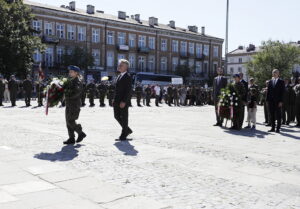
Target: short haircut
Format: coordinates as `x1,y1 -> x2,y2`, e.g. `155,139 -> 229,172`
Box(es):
118,59 -> 130,67
272,69 -> 279,74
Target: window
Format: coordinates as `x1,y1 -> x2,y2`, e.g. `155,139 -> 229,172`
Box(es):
45,47 -> 53,67
148,56 -> 155,71
203,45 -> 209,56
129,34 -> 136,47
213,46 -> 219,57
129,54 -> 136,69
213,62 -> 218,73
203,61 -> 208,74
44,22 -> 53,35
118,54 -> 125,62
196,44 -> 202,57
161,39 -> 167,51
78,26 -> 86,41
138,56 -> 146,71
189,43 -> 195,55
238,67 -> 242,72
32,20 -> 41,33
172,40 -> 178,52
195,61 -> 202,73
33,50 -> 42,62
230,67 -> 234,74
180,41 -> 187,55
56,47 -> 64,63
92,49 -> 100,66
107,51 -> 114,67
149,37 -> 155,50
189,59 -> 194,68
172,57 -> 178,71
107,31 -> 115,45
67,25 -> 75,40
118,32 -> 126,45
138,35 -> 146,47
239,58 -> 243,63
161,57 -> 167,71
56,23 -> 65,39
92,28 -> 100,43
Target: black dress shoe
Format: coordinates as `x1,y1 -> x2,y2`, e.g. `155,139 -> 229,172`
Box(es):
63,138 -> 75,145
268,129 -> 275,132
213,123 -> 220,126
276,129 -> 280,133
76,132 -> 86,143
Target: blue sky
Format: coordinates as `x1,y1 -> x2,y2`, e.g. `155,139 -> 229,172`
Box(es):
30,0 -> 300,54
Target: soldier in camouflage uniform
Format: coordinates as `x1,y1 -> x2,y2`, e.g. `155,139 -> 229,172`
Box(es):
0,75 -> 4,106
294,78 -> 300,127
63,65 -> 86,145
145,85 -> 152,106
261,80 -> 270,125
81,81 -> 87,107
282,78 -> 293,125
22,75 -> 33,107
135,83 -> 143,107
8,75 -> 18,107
36,81 -> 45,107
107,82 -> 115,107
86,79 -> 96,107
97,81 -> 107,107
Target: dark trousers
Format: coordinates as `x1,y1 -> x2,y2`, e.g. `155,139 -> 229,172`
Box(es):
282,104 -> 291,124
263,102 -> 270,123
0,92 -> 3,105
168,96 -> 173,106
114,104 -> 130,137
10,92 -> 17,106
89,96 -> 94,106
296,102 -> 300,125
214,100 -> 223,125
136,94 -> 141,106
25,92 -> 31,106
99,93 -> 105,106
268,101 -> 282,130
65,105 -> 82,138
146,95 -> 151,106
155,95 -> 160,106
81,93 -> 86,105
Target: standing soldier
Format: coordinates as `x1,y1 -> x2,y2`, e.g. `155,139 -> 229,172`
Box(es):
282,78 -> 293,125
86,79 -> 96,107
173,86 -> 179,106
97,81 -> 107,107
23,75 -> 33,107
154,84 -> 161,107
135,83 -> 143,107
179,85 -> 187,106
81,81 -> 87,107
189,86 -> 196,106
36,81 -> 45,107
8,75 -> 18,107
107,82 -> 115,107
167,85 -> 173,106
261,80 -> 271,125
0,75 -> 4,106
294,78 -> 300,127
290,77 -> 297,123
145,85 -> 152,106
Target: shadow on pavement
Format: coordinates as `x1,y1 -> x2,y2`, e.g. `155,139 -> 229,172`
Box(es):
223,127 -> 270,138
114,140 -> 138,156
34,144 -> 84,162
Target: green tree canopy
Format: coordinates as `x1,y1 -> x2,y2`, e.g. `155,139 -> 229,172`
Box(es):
0,0 -> 44,78
247,40 -> 300,87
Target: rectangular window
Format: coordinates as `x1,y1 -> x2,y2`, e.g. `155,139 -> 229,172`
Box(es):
67,25 -> 75,40
149,37 -> 155,50
92,28 -> 100,43
32,20 -> 41,33
161,39 -> 167,51
204,61 -> 208,74
195,61 -> 202,73
180,41 -> 187,55
45,47 -> 53,67
78,26 -> 86,41
44,22 -> 53,35
118,32 -> 126,45
189,59 -> 194,69
239,58 -> 243,63
138,35 -> 146,47
203,45 -> 209,56
161,57 -> 167,71
148,56 -> 155,71
213,46 -> 219,57
129,54 -> 136,69
189,43 -> 195,55
129,34 -> 136,47
172,57 -> 178,71
172,40 -> 178,52
138,56 -> 146,71
56,47 -> 64,63
33,50 -> 42,62
92,49 -> 100,66
118,54 -> 125,62
196,44 -> 203,57
56,23 -> 65,39
107,51 -> 114,67
107,31 -> 115,45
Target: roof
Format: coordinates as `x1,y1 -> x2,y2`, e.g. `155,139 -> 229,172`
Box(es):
228,46 -> 261,56
24,0 -> 223,42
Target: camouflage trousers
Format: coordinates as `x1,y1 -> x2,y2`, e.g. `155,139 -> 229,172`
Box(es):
65,103 -> 82,138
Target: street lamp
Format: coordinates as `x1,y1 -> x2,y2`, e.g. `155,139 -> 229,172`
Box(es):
225,0 -> 229,75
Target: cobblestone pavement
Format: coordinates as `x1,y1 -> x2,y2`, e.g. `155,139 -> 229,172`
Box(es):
0,100 -> 299,209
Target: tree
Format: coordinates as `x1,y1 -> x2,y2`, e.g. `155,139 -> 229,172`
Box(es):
175,65 -> 191,84
0,0 -> 45,78
62,47 -> 94,76
247,40 -> 300,87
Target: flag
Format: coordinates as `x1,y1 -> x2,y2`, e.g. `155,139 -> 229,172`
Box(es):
38,62 -> 45,81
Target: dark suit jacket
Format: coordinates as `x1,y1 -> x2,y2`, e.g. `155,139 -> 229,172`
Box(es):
114,72 -> 132,105
213,76 -> 227,102
241,79 -> 248,102
267,78 -> 285,104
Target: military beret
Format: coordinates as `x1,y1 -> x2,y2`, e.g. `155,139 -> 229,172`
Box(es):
68,65 -> 81,73
233,74 -> 240,78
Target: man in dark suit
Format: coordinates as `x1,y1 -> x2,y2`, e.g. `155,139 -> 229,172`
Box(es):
267,69 -> 285,133
239,73 -> 248,125
113,59 -> 133,141
213,67 -> 227,126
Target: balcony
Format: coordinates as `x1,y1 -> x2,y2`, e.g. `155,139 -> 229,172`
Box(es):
42,35 -> 60,44
138,46 -> 150,54
117,44 -> 129,51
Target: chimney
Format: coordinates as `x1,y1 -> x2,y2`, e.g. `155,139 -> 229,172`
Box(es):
118,11 -> 126,19
149,17 -> 155,26
169,20 -> 175,28
135,14 -> 140,22
188,25 -> 198,33
154,17 -> 158,26
87,5 -> 95,14
201,26 -> 205,35
69,1 -> 75,11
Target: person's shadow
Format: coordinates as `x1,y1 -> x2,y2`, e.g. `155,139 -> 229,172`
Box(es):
34,144 -> 83,162
114,141 -> 138,156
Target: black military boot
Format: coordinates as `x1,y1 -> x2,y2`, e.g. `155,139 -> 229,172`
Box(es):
76,132 -> 86,143
63,138 -> 75,145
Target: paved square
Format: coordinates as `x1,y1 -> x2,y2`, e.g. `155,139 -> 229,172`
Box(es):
0,100 -> 299,209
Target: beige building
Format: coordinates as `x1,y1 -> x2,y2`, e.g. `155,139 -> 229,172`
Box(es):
26,0 -> 223,81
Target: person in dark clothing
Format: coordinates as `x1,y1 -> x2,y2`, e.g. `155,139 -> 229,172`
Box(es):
63,65 -> 86,145
81,81 -> 87,107
0,75 -> 4,106
8,75 -> 18,107
86,79 -> 96,107
135,83 -> 143,107
167,85 -> 173,106
282,78 -> 293,125
266,69 -> 285,133
36,81 -> 45,107
97,81 -> 107,107
239,73 -> 248,124
107,82 -> 115,107
145,85 -> 152,106
113,59 -> 133,141
23,75 -> 33,107
261,80 -> 271,125
294,78 -> 300,127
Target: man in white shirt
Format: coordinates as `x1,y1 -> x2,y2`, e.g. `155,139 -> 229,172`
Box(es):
154,84 -> 161,107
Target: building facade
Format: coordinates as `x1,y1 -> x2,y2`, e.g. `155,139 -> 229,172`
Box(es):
26,0 -> 223,82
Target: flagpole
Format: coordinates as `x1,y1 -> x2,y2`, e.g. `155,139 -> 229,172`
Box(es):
225,0 -> 229,75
